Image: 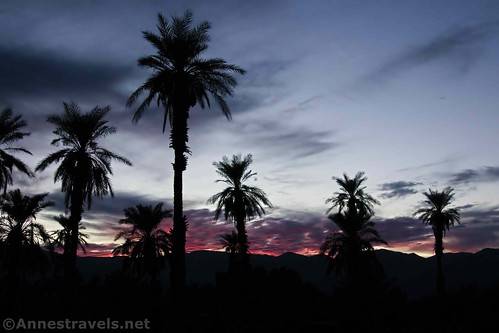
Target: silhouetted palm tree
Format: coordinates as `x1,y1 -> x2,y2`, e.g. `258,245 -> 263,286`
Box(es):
219,231 -> 239,272
113,203 -> 172,279
0,189 -> 53,277
321,209 -> 386,284
326,172 -> 379,215
415,187 -> 460,295
36,102 -> 131,276
50,215 -> 88,255
322,172 -> 385,287
0,108 -> 33,193
208,154 -> 271,269
127,11 -> 245,290
220,231 -> 239,254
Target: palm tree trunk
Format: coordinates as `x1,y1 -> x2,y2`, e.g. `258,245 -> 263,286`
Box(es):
434,227 -> 445,296
66,183 -> 84,279
235,216 -> 249,270
170,106 -> 189,293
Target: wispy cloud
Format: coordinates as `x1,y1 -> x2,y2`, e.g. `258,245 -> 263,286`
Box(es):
234,119 -> 339,160
363,22 -> 499,83
379,181 -> 422,199
450,166 -> 499,184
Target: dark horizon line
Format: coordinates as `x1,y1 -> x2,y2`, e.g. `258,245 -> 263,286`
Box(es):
78,247 -> 499,259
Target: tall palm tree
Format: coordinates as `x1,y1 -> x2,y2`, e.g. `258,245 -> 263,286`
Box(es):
0,108 -> 33,193
0,189 -> 53,277
113,203 -> 172,279
36,102 -> 131,275
50,215 -> 88,255
208,154 -> 271,269
219,231 -> 239,272
320,209 -> 386,284
127,11 -> 245,290
414,187 -> 460,295
326,172 -> 379,215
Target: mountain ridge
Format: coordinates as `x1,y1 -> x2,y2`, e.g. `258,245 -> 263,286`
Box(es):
75,248 -> 499,298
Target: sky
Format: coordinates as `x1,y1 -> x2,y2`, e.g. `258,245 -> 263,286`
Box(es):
1,0 -> 499,257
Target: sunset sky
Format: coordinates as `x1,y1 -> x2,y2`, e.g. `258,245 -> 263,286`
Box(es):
1,0 -> 499,257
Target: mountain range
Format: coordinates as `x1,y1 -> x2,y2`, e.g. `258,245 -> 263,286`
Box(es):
76,248 -> 499,298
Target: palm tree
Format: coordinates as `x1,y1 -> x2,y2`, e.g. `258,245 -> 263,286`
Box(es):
0,108 -> 34,193
127,11 -> 245,290
113,203 -> 172,279
208,154 -> 271,269
36,102 -> 131,276
326,172 -> 379,215
219,231 -> 239,272
322,171 -> 385,287
320,209 -> 386,284
414,187 -> 460,295
50,215 -> 88,255
0,189 -> 53,277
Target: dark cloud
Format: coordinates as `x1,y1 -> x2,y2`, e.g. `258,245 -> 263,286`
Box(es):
461,205 -> 499,224
375,216 -> 432,244
364,22 -> 499,82
379,181 -> 422,199
450,166 -> 499,184
0,45 -> 133,103
47,191 -> 166,217
235,119 -> 339,160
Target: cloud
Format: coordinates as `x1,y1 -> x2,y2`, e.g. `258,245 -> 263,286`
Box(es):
379,181 -> 422,199
0,45 -> 133,103
396,156 -> 459,172
71,203 -> 499,257
363,22 -> 499,83
450,166 -> 499,184
234,119 -> 339,160
47,191 -> 162,217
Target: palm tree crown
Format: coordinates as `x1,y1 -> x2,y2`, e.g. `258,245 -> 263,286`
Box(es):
36,102 -> 131,208
208,154 -> 272,222
127,10 -> 246,133
414,187 -> 460,232
326,172 -> 379,215
50,215 -> 88,253
113,203 -> 172,259
0,189 -> 53,247
0,108 -> 33,193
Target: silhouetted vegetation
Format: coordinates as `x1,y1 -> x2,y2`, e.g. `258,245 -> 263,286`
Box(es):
49,214 -> 88,255
0,189 -> 53,281
36,102 -> 131,278
208,154 -> 272,271
415,187 -> 460,295
219,231 -> 239,272
113,203 -> 172,281
127,10 -> 245,292
321,172 -> 386,290
0,108 -> 33,193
